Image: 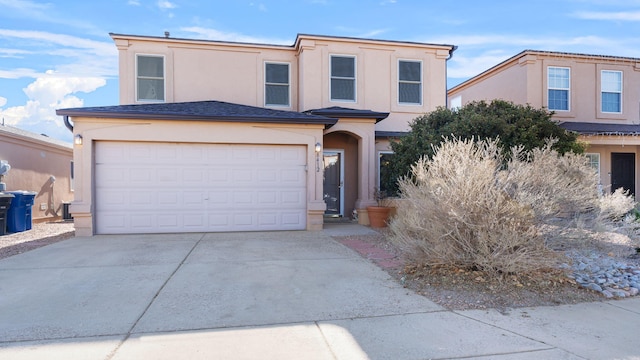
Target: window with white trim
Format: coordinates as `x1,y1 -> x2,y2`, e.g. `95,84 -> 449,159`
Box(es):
586,153 -> 600,174
601,70 -> 622,113
265,62 -> 290,106
398,60 -> 422,104
137,55 -> 165,102
450,95 -> 462,110
330,55 -> 356,101
547,67 -> 569,111
586,153 -> 601,193
378,151 -> 396,196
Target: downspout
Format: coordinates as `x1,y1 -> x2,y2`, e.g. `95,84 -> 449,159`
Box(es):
63,115 -> 73,132
445,45 -> 458,109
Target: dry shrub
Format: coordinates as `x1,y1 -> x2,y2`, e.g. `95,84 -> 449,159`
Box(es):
390,138 -> 557,276
504,141 -> 600,222
597,188 -> 636,221
390,137 -> 638,277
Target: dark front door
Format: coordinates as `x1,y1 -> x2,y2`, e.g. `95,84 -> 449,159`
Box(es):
323,151 -> 343,216
611,153 -> 635,197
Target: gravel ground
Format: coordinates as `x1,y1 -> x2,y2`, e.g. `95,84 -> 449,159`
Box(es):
333,226 -> 640,311
0,221 -> 75,260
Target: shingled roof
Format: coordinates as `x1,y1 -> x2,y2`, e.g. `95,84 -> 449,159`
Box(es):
56,100 -> 337,126
0,124 -> 72,150
304,106 -> 389,122
560,122 -> 640,136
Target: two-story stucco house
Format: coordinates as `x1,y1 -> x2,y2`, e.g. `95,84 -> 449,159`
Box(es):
57,33 -> 455,236
448,50 -> 640,198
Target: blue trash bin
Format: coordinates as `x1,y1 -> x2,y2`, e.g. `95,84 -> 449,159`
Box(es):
6,191 -> 36,233
23,191 -> 36,230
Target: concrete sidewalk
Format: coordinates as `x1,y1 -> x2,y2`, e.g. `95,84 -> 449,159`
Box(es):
0,224 -> 637,359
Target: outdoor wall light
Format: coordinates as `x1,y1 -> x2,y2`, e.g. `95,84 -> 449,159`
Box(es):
315,142 -> 322,172
74,134 -> 83,145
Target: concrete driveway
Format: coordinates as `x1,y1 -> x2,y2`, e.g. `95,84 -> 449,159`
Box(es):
0,224 -> 639,359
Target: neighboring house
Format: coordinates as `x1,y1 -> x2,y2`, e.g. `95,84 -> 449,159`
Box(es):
57,33 -> 455,236
0,124 -> 74,223
448,50 -> 640,197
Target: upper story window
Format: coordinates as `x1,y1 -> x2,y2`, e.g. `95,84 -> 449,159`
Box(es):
547,67 -> 570,111
601,70 -> 622,113
137,55 -> 165,102
265,62 -> 290,107
398,60 -> 422,104
449,95 -> 462,110
330,55 -> 356,101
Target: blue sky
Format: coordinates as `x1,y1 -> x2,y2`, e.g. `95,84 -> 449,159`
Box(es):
1,0 -> 639,142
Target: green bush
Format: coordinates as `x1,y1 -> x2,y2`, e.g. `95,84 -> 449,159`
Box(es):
387,100 -> 585,195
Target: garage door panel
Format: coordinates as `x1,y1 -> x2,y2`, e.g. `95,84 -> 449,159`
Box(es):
96,142 -> 307,234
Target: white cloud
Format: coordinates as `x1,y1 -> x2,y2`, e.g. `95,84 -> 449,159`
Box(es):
0,68 -> 40,79
445,49 -> 515,79
0,29 -> 114,57
0,48 -> 31,58
0,29 -> 117,78
157,0 -> 177,9
443,32 -> 640,81
0,97 -> 6,107
0,76 -> 105,141
572,10 -> 640,21
179,27 -> 292,45
128,0 -> 141,5
0,0 -> 50,13
0,0 -> 98,32
420,33 -> 640,56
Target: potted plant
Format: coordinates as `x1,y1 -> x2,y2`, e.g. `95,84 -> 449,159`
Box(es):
366,188 -> 392,228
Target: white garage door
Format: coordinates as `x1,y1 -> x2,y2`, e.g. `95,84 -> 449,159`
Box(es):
95,141 -> 307,234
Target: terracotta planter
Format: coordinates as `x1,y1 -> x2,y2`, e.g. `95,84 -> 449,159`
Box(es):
367,206 -> 391,228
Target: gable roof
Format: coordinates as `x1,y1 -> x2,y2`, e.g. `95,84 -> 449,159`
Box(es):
0,124 -> 72,150
304,106 -> 389,122
56,100 -> 337,126
560,122 -> 640,136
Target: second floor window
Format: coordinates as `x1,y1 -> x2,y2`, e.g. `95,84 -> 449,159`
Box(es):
547,67 -> 569,111
137,55 -> 165,102
398,60 -> 422,104
331,55 -> 356,101
265,63 -> 290,106
602,70 -> 622,113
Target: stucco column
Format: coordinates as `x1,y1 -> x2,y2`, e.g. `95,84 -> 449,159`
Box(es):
355,133 -> 378,210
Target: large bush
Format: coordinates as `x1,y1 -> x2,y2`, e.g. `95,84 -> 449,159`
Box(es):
386,100 -> 585,195
389,138 -> 604,276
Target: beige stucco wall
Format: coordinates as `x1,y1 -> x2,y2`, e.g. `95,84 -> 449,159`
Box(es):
0,128 -> 73,223
70,117 -> 326,236
449,51 -> 640,126
448,51 -> 640,198
581,138 -> 640,196
113,34 -> 452,133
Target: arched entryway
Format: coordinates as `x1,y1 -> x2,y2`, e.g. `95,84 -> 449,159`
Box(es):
323,131 -> 359,218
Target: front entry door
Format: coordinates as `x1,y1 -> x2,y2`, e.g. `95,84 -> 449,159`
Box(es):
323,150 -> 344,216
611,153 -> 635,197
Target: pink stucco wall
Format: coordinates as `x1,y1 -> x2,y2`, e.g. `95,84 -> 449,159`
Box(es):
448,50 -> 640,196
0,126 -> 73,223
113,34 -> 452,133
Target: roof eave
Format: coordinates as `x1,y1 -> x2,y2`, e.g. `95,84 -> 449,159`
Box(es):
56,109 -> 337,126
